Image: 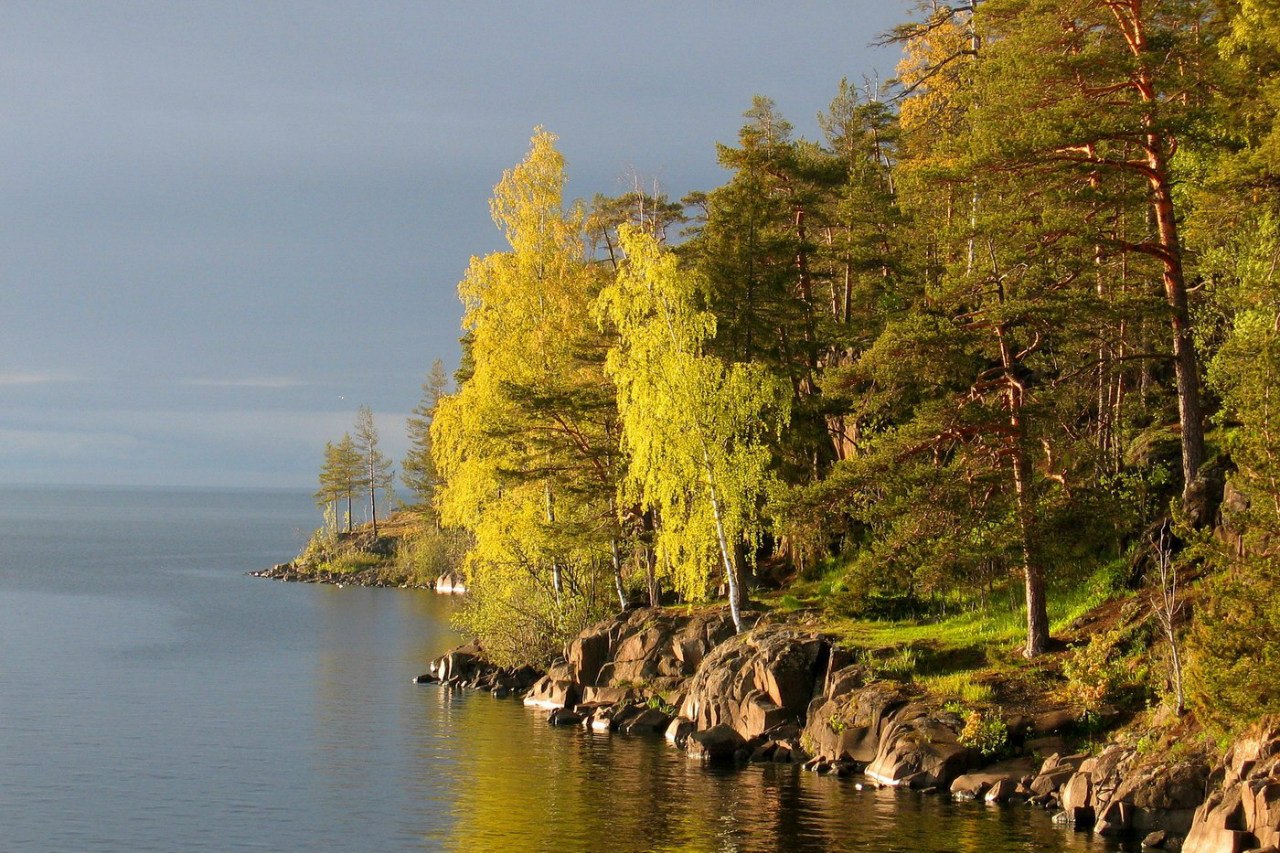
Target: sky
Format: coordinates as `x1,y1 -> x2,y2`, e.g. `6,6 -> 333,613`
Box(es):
0,1 -> 908,489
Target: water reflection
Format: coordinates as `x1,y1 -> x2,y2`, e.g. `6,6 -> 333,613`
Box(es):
0,484 -> 1138,852
421,683 -> 1131,853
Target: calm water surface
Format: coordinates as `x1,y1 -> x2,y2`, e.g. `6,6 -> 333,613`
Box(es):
0,486 -> 1132,852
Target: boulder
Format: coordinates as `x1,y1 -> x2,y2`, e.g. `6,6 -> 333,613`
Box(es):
865,704 -> 978,789
435,571 -> 466,594
621,707 -> 673,734
1031,765 -> 1079,798
665,717 -> 697,748
610,704 -> 641,732
582,685 -> 643,705
588,708 -> 616,732
686,724 -> 746,762
951,757 -> 1040,801
547,708 -> 583,726
565,628 -> 612,687
428,640 -> 483,684
986,779 -> 1020,804
802,679 -> 911,765
1058,743 -> 1141,831
680,626 -> 830,741
1062,771 -> 1094,815
522,676 -> 581,711
1110,757 -> 1211,837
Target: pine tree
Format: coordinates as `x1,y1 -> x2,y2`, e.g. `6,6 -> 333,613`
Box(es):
353,405 -> 393,538
967,0 -> 1219,522
315,433 -> 361,534
403,359 -> 450,516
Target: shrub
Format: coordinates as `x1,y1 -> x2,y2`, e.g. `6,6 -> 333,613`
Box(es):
394,528 -> 465,585
1062,628 -> 1128,714
1187,553 -> 1280,733
959,709 -> 1008,758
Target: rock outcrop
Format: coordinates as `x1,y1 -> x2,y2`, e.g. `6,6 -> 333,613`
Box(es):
864,701 -> 978,788
416,608 -> 1280,853
680,625 -> 830,740
522,608 -> 737,712
1048,741 -> 1212,842
1184,720 -> 1280,853
804,676 -> 913,765
416,639 -> 539,697
434,571 -> 466,594
567,607 -> 738,692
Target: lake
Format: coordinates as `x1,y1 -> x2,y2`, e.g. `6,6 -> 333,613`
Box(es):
0,486 -> 1132,851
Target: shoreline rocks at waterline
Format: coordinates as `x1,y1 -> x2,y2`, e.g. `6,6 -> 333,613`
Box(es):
415,607 -> 1280,852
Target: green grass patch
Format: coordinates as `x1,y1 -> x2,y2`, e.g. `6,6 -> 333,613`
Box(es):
919,671 -> 996,705
319,550 -> 384,575
823,563 -> 1128,663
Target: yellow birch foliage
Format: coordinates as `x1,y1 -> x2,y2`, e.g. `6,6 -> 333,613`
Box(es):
431,129 -> 611,664
596,227 -> 790,605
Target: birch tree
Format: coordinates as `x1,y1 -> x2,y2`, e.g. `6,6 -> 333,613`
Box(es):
598,226 -> 790,632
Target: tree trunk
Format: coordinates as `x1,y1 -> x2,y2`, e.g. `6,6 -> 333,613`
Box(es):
704,460 -> 743,633
544,485 -> 563,609
645,546 -> 659,607
1116,6 -> 1208,522
1149,170 -> 1207,520
609,535 -> 627,611
643,510 -> 660,607
994,318 -> 1050,658
1013,444 -> 1050,658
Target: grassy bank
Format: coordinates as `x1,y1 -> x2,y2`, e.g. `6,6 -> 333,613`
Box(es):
283,511 -> 464,589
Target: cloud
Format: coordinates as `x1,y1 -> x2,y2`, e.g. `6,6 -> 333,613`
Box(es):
0,371 -> 78,386
182,377 -> 313,389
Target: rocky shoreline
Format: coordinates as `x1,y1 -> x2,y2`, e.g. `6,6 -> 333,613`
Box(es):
249,562 -> 467,593
417,606 -> 1280,853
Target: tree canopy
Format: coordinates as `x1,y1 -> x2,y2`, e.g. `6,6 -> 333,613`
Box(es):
309,1 -> 1280,731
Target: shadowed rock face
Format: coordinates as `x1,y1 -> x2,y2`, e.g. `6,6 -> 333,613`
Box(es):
1184,721 -> 1280,853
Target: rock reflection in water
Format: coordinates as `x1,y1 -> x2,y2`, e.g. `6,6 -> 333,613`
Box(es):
420,687 -> 1128,853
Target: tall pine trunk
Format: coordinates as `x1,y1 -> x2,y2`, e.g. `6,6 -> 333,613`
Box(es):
1114,3 -> 1208,522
